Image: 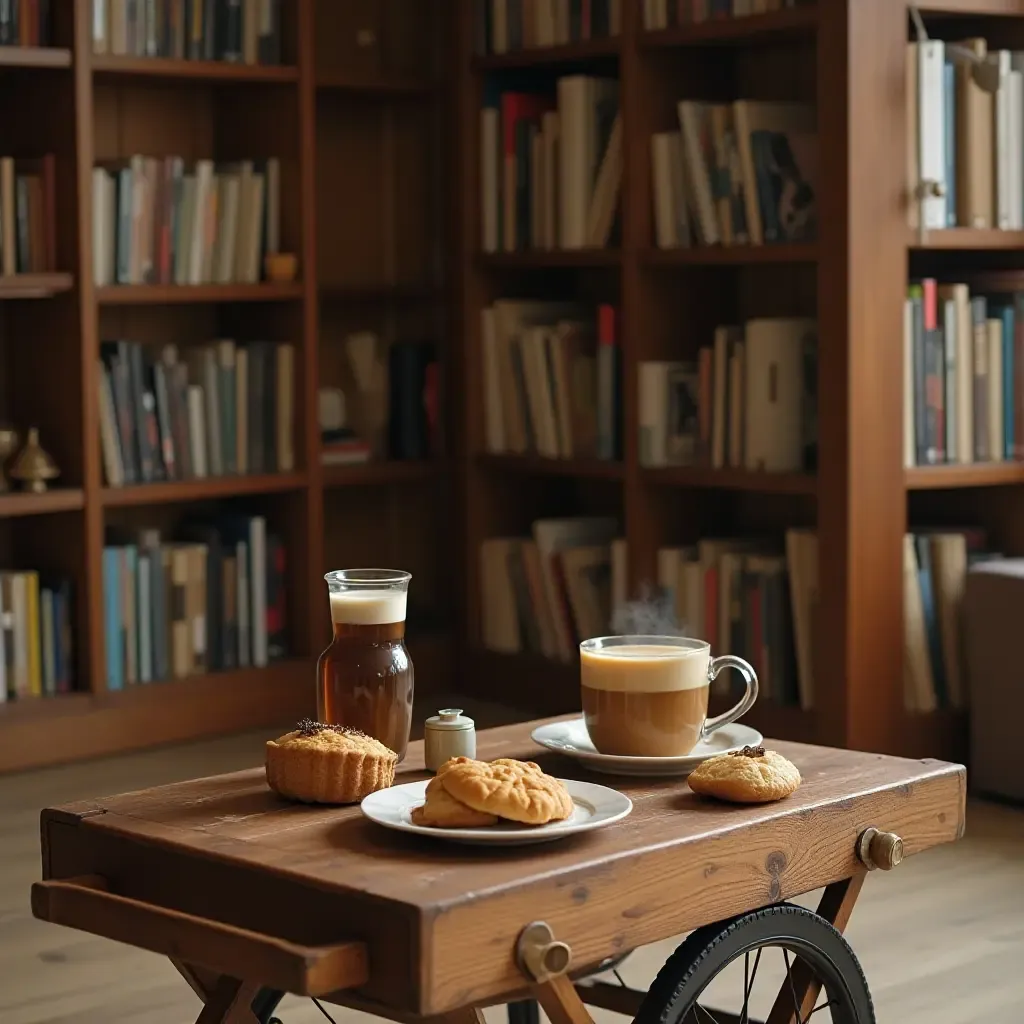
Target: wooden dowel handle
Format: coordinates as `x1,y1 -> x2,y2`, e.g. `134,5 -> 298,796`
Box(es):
856,828 -> 904,870
32,875 -> 368,996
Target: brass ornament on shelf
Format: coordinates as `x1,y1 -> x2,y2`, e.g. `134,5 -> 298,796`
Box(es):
0,426 -> 20,492
264,252 -> 298,283
10,428 -> 59,494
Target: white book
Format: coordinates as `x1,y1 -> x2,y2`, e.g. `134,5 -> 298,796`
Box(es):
186,385 -> 208,478
917,40 -> 948,230
1009,68 -> 1024,229
92,168 -> 112,285
93,0 -> 109,52
480,107 -> 500,253
744,318 -> 815,473
677,102 -> 720,245
939,283 -> 973,463
188,160 -> 214,284
638,361 -> 680,467
993,50 -> 1014,229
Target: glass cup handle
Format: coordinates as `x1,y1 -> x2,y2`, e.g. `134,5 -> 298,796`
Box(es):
702,655 -> 759,743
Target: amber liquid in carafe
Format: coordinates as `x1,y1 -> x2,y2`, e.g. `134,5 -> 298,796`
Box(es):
316,592 -> 414,761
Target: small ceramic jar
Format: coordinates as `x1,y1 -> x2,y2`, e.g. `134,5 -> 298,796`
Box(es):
424,708 -> 476,771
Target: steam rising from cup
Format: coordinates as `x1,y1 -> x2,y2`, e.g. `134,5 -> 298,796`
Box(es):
609,582 -> 687,637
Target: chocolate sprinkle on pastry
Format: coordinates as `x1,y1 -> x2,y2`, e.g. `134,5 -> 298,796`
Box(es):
296,718 -> 368,739
733,745 -> 767,758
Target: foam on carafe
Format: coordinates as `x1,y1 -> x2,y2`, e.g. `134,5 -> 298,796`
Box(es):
330,590 -> 407,626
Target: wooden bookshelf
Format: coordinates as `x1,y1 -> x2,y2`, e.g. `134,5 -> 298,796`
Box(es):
0,1 -> 454,773
453,0 -> 977,765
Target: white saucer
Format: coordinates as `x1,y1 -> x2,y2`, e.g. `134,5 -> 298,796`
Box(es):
360,778 -> 632,846
531,718 -> 764,777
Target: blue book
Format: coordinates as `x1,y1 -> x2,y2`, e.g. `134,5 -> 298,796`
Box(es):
943,61 -> 957,226
102,547 -> 123,691
914,535 -> 947,707
992,303 -> 1016,457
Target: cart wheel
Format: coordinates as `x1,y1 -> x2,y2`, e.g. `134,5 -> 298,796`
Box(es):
635,904 -> 875,1024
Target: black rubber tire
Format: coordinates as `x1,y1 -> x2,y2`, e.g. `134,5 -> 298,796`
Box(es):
634,904 -> 875,1024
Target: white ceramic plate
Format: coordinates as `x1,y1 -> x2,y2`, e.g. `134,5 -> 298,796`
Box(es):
531,718 -> 764,777
360,778 -> 632,846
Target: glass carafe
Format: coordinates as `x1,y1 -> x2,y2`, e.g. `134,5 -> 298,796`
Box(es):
316,569 -> 414,761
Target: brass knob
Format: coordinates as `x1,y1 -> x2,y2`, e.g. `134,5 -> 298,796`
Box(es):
517,921 -> 572,982
857,827 -> 904,871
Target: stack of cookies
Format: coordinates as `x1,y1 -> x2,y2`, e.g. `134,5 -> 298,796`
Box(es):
412,756 -> 574,829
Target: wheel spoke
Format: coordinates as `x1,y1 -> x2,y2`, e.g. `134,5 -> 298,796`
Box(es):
783,949 -> 805,1024
806,1000 -> 836,1020
695,1003 -> 723,1024
741,947 -> 763,1024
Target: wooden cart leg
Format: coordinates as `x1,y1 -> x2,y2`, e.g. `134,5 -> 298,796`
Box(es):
765,873 -> 867,1024
170,962 -> 265,1024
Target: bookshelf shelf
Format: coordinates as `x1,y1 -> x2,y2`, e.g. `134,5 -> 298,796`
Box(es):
472,37 -> 621,71
0,489 -> 85,517
315,73 -> 435,97
96,283 -> 304,305
477,453 -> 625,481
0,272 -> 74,298
478,249 -> 621,269
910,228 -> 1024,249
319,282 -> 437,302
0,45 -> 72,68
102,473 -> 308,508
915,0 -> 1024,15
90,56 -> 299,83
321,461 -> 443,487
0,658 -> 314,774
638,7 -> 818,47
644,466 -> 817,495
641,244 -> 818,267
905,464 -> 1024,490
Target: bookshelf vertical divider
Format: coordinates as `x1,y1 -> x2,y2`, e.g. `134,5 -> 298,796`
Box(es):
296,0 -> 324,653
72,0 -> 105,696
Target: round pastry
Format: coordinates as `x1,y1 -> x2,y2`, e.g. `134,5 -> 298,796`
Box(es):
439,757 -> 573,825
266,719 -> 397,804
687,746 -> 801,804
411,772 -> 500,828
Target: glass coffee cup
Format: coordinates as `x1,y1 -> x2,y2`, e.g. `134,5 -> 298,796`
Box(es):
316,569 -> 414,762
579,635 -> 758,757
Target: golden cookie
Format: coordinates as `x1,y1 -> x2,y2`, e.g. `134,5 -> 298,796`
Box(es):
266,720 -> 397,804
411,772 -> 499,828
440,758 -> 573,825
687,746 -> 801,804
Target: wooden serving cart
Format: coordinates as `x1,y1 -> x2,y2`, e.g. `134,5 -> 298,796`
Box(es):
32,719 -> 965,1024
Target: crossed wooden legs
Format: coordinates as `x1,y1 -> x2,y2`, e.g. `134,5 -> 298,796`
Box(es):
173,961 -> 264,1024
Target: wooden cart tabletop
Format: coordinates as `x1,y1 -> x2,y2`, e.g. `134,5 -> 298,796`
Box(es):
36,718 -> 965,1017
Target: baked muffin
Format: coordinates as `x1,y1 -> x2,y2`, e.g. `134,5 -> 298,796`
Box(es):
266,719 -> 397,804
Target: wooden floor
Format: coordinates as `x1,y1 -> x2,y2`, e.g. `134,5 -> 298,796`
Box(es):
2,712 -> 1023,1024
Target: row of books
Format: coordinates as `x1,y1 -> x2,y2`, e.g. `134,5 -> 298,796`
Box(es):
99,339 -> 295,487
102,517 -> 285,690
908,38 -> 1024,231
0,154 -> 56,275
639,318 -> 817,473
0,0 -> 51,46
657,531 -> 817,709
481,76 -> 621,252
481,300 -> 620,461
643,0 -> 807,28
479,520 -> 818,711
92,156 -> 281,287
481,517 -> 622,661
652,100 -> 817,249
0,573 -> 73,703
903,281 -> 1024,467
475,0 -> 622,55
903,530 -> 993,712
92,0 -> 284,64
